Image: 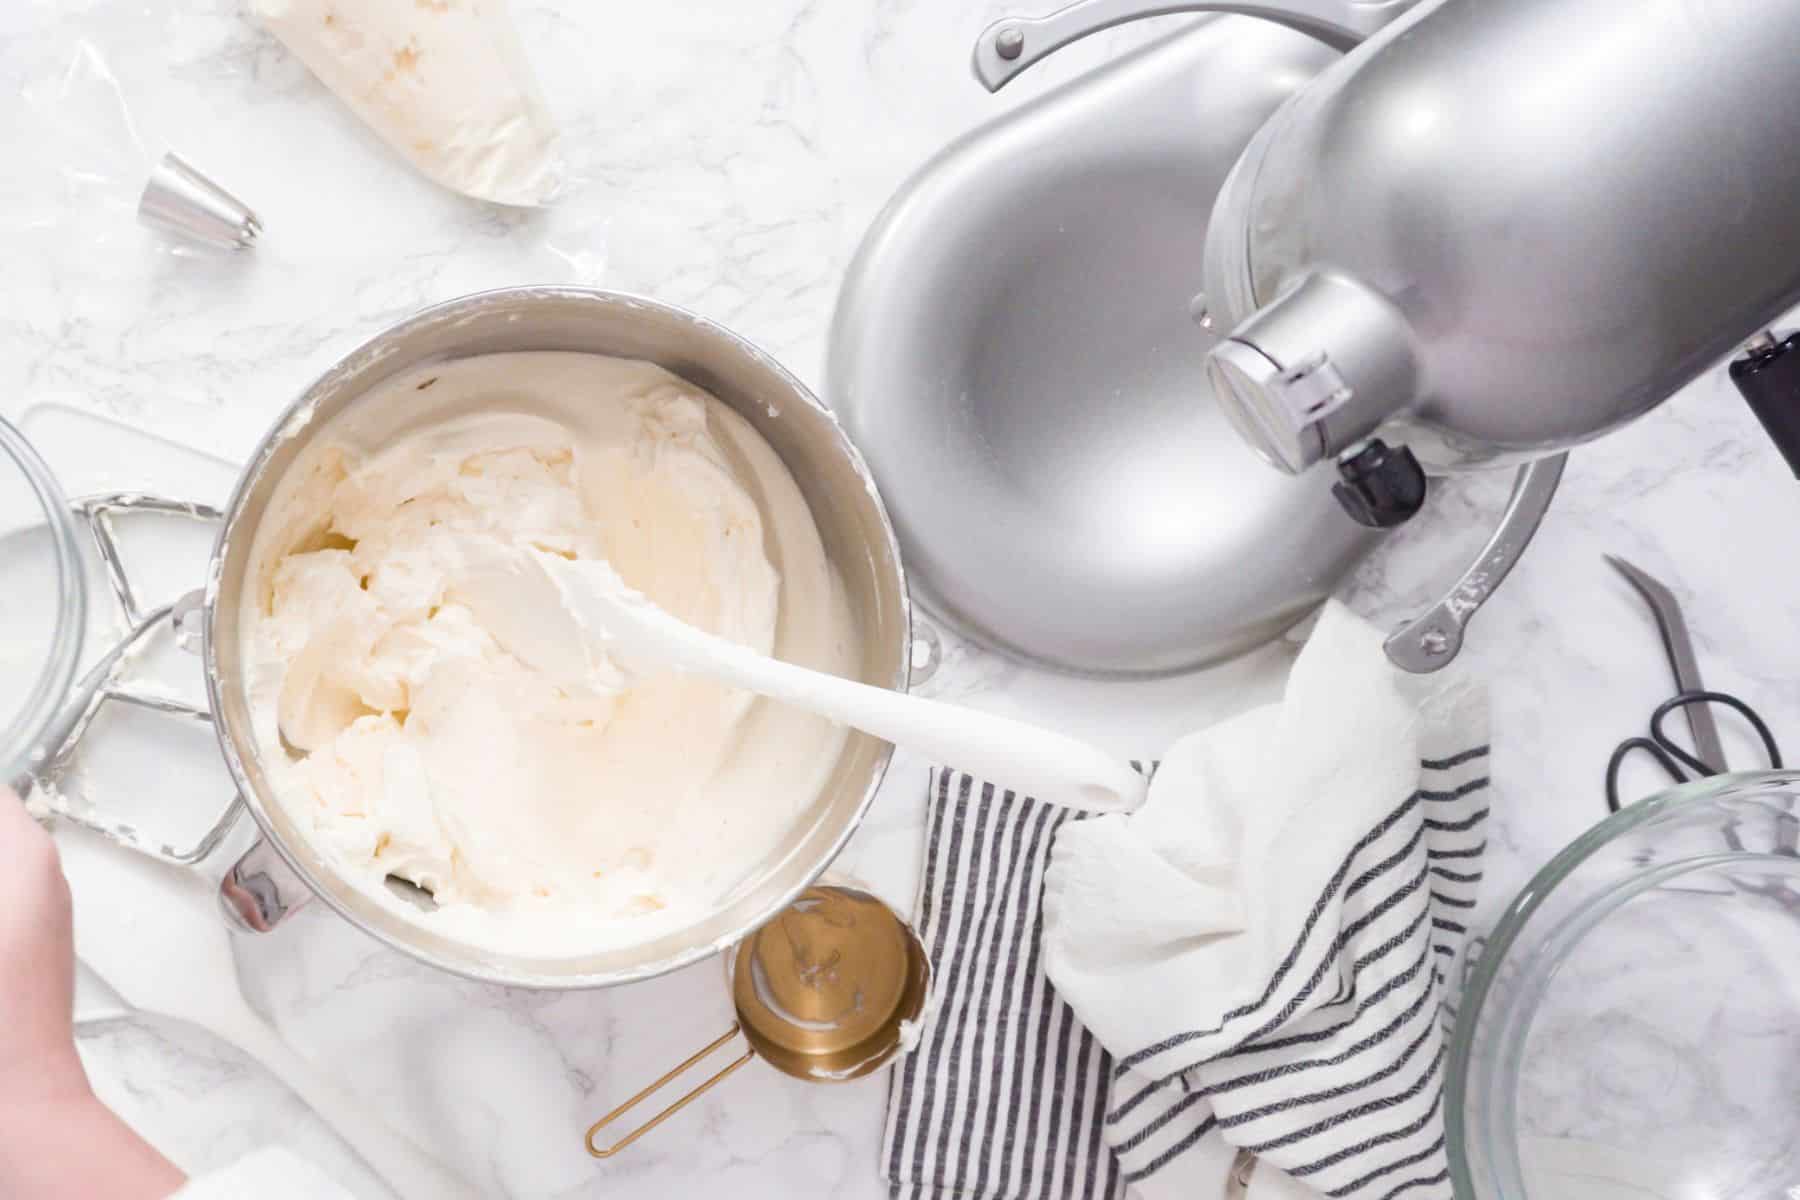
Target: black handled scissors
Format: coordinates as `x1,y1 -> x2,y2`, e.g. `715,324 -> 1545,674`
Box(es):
1603,555 -> 1784,813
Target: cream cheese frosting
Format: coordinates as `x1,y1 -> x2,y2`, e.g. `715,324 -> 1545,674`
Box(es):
240,352 -> 858,956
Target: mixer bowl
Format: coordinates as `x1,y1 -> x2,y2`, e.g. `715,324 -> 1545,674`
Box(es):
203,288 -> 911,988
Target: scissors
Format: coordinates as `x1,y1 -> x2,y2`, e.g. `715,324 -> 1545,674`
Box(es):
1603,555 -> 1784,814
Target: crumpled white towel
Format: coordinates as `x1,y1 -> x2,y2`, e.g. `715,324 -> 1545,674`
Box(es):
1043,602 -> 1488,1200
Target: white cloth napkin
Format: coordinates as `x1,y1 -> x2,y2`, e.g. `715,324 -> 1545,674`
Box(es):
1042,602 -> 1488,1200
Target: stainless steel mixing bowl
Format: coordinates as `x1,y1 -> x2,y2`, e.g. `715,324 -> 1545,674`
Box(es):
205,288 -> 911,989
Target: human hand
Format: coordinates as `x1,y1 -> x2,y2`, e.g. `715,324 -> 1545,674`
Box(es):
0,790 -> 185,1197
0,789 -> 84,1105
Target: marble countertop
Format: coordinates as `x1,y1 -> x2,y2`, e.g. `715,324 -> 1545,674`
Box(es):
4,1 -> 1800,1197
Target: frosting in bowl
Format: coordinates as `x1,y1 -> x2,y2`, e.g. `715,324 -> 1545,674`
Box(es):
240,352 -> 857,956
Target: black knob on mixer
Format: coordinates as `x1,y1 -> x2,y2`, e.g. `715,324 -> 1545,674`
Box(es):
1333,439 -> 1427,528
1732,331 -> 1800,478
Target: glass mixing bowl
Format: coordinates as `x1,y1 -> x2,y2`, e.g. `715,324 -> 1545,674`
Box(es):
1448,772 -> 1800,1199
0,415 -> 86,785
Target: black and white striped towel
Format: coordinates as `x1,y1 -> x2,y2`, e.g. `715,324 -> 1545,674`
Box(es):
1079,735 -> 1488,1200
883,768 -> 1125,1200
881,603 -> 1488,1200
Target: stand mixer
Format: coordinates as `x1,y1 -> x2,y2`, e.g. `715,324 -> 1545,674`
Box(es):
978,0 -> 1800,668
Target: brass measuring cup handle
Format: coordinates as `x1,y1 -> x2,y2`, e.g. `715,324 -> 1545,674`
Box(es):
584,1023 -> 756,1159
583,883 -> 930,1160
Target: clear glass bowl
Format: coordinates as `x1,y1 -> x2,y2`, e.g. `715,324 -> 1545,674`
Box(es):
1448,771 -> 1800,1199
0,415 -> 86,785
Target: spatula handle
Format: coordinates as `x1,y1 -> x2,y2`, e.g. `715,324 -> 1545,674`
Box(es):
695,636 -> 1146,812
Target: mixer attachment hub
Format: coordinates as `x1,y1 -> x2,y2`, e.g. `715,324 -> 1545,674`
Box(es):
1332,439 -> 1427,529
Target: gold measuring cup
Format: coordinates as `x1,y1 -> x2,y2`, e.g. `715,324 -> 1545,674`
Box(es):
585,883 -> 929,1157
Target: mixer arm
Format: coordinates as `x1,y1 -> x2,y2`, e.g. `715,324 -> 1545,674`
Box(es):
971,0 -> 1414,89
972,0 -> 1563,676
1383,454 -> 1566,675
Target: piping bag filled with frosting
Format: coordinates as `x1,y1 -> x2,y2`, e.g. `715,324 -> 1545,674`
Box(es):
250,0 -> 562,206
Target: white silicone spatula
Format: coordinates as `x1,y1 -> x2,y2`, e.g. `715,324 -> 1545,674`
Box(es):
454,550 -> 1148,813
55,825 -> 480,1200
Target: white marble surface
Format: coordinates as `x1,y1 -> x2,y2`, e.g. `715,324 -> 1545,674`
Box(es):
3,1 -> 1800,1197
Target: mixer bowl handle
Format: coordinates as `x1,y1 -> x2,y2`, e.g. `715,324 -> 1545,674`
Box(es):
218,834 -> 316,932
971,0 -> 1414,90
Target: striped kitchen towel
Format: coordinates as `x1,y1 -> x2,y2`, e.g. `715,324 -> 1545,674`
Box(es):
1045,603 -> 1487,1200
879,750 -> 1486,1200
882,768 -> 1125,1200
881,603 -> 1487,1200
1086,740 -> 1488,1200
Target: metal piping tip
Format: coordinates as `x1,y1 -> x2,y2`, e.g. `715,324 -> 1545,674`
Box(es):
137,151 -> 261,250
